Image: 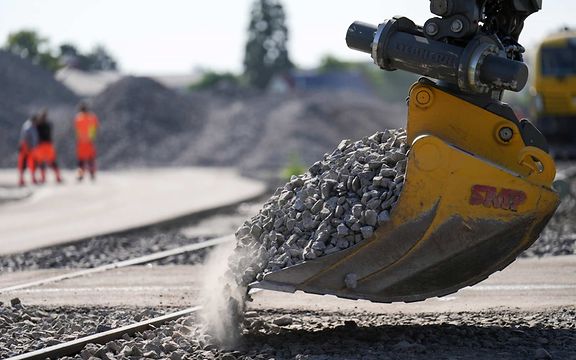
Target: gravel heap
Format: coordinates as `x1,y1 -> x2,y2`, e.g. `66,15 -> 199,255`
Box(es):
232,129 -> 408,286
87,86 -> 406,173
0,51 -> 77,107
182,91 -> 405,174
0,50 -> 406,174
91,77 -> 209,168
12,306 -> 569,360
0,50 -> 78,168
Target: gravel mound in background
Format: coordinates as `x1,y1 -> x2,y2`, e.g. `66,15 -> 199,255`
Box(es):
0,50 -> 78,167
91,77 -> 209,168
0,51 -> 405,174
182,91 -> 405,174
232,130 -> 408,286
0,51 -> 77,109
89,83 -> 404,174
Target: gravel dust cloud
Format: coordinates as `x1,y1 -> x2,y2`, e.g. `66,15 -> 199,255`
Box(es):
198,242 -> 251,348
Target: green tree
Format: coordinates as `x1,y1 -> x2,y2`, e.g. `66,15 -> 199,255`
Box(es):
86,45 -> 118,71
318,55 -> 354,72
189,71 -> 239,91
243,0 -> 292,89
5,30 -> 45,59
59,44 -> 117,71
37,51 -> 61,72
5,30 -> 60,71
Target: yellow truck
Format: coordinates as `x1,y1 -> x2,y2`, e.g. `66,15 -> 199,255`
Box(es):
533,29 -> 576,156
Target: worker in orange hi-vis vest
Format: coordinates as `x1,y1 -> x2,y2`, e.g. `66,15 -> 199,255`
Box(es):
74,103 -> 100,181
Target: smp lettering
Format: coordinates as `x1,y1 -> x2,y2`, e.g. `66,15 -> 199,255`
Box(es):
469,185 -> 527,212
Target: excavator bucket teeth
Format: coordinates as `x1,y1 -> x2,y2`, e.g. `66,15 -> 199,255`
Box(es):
251,83 -> 560,303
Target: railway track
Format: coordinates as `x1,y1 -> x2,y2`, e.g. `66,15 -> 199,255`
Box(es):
0,234 -> 234,294
6,307 -> 202,360
1,234 -> 238,359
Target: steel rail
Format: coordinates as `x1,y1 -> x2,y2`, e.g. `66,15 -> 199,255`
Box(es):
0,234 -> 234,294
6,306 -> 201,360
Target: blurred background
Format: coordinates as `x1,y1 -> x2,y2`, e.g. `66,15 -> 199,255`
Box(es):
0,0 -> 575,180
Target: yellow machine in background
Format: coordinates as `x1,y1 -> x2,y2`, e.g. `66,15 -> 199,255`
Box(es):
533,29 -> 576,157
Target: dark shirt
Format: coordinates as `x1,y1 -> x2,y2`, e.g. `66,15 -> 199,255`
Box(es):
36,121 -> 52,143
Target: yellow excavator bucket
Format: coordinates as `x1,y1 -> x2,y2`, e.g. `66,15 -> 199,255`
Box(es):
251,81 -> 560,303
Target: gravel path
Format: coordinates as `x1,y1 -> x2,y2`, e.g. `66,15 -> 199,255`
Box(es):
5,302 -> 574,360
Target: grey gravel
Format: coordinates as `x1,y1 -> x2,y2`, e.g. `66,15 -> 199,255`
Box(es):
10,305 -> 574,360
0,202 -> 263,272
523,176 -> 576,258
0,302 -> 165,359
0,229 -> 208,272
232,129 -> 409,286
272,316 -> 293,327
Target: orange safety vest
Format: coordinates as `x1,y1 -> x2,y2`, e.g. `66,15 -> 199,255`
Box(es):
75,112 -> 99,143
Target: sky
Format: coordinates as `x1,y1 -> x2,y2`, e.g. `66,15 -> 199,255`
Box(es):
0,0 -> 575,75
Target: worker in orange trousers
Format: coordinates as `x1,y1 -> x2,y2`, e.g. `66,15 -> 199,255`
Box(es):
32,110 -> 63,184
74,103 -> 100,181
17,114 -> 39,186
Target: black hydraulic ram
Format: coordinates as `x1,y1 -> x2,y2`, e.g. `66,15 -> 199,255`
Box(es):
346,17 -> 529,95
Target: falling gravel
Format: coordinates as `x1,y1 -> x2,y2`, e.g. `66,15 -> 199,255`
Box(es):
232,129 -> 408,287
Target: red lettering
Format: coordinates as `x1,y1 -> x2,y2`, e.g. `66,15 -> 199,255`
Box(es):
509,190 -> 527,211
469,185 -> 527,212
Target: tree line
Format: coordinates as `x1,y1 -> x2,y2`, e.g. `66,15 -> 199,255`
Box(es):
3,0 -> 290,90
3,30 -> 118,72
5,0 -> 400,93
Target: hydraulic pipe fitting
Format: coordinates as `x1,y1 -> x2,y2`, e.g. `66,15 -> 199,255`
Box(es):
346,17 -> 529,95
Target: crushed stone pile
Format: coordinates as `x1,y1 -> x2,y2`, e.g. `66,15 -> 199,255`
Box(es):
0,50 -> 78,168
91,76 -> 209,168
0,51 -> 406,174
182,91 -> 405,174
88,88 -> 404,172
0,51 -> 77,109
231,129 -> 408,286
